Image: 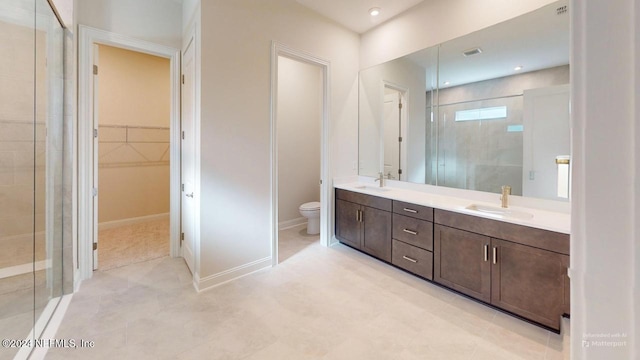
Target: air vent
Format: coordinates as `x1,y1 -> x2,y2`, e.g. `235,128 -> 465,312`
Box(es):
462,47 -> 482,57
557,5 -> 567,15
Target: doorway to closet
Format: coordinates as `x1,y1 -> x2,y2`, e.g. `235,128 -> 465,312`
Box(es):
93,44 -> 171,271
77,26 -> 181,282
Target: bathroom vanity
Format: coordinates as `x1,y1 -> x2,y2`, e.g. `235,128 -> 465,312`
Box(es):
334,185 -> 570,332
345,0 -> 572,334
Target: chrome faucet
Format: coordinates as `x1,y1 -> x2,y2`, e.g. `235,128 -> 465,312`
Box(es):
374,172 -> 386,187
500,185 -> 511,208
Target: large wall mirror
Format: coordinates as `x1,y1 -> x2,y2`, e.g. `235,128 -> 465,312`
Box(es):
359,0 -> 570,202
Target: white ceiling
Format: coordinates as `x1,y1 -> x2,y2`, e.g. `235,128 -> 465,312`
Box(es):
296,0 -> 425,34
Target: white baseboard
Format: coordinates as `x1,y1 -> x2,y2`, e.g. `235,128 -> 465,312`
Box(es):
0,260 -> 49,280
279,217 -> 307,231
98,212 -> 169,231
195,257 -> 272,292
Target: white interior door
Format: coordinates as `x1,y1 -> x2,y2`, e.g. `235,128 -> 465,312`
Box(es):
92,43 -> 99,270
181,38 -> 196,274
383,91 -> 401,180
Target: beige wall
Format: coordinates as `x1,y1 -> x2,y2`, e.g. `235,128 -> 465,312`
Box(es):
97,45 -> 170,127
277,56 -> 322,224
97,44 -> 170,223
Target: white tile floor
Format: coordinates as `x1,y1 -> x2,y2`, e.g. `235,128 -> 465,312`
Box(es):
45,224 -> 569,360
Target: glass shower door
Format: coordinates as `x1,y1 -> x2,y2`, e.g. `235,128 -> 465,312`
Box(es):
0,0 -> 65,358
33,0 -> 64,340
0,1 -> 38,358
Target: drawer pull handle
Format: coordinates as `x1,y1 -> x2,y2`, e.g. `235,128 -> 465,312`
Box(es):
492,247 -> 498,265
483,244 -> 489,262
403,208 -> 418,214
402,256 -> 417,263
403,229 -> 418,235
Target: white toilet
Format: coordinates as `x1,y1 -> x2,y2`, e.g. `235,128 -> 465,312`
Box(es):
299,201 -> 321,235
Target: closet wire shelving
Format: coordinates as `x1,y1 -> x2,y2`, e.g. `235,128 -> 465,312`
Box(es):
98,124 -> 170,168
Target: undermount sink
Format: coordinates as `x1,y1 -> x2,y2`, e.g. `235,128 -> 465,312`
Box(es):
353,185 -> 392,192
465,204 -> 534,220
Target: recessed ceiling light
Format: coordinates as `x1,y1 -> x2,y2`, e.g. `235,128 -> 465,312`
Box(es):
443,81 -> 450,86
369,7 -> 381,17
514,66 -> 523,71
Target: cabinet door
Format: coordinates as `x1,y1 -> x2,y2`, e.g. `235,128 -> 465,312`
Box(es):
491,238 -> 567,330
335,199 -> 361,249
361,206 -> 392,262
434,225 -> 491,303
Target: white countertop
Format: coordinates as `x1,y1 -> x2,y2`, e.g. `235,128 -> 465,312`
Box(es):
334,180 -> 570,234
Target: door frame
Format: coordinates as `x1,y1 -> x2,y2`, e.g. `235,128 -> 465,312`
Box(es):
77,25 -> 181,285
382,81 -> 408,181
270,42 -> 331,266
180,25 -> 199,276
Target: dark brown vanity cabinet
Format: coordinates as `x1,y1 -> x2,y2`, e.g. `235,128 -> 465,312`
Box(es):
334,188 -> 570,331
335,189 -> 392,262
434,209 -> 570,331
391,201 -> 434,280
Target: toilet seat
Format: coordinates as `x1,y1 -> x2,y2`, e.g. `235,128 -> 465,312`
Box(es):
299,202 -> 321,211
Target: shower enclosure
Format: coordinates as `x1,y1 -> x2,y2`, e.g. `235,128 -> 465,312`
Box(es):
0,0 -> 68,358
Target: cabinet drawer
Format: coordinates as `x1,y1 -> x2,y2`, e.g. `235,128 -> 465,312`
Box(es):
392,240 -> 433,280
392,214 -> 433,251
336,189 -> 392,211
393,201 -> 433,221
